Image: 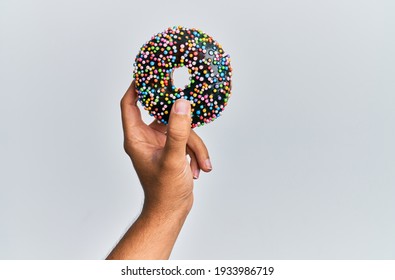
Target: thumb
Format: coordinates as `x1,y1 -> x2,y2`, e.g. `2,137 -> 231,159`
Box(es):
163,99 -> 192,160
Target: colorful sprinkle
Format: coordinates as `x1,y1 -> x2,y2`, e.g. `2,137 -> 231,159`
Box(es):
133,26 -> 232,128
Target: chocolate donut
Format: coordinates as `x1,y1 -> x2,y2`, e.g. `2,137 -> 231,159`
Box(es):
133,26 -> 232,128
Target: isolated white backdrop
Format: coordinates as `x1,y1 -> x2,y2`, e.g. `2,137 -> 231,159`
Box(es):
1,0 -> 394,259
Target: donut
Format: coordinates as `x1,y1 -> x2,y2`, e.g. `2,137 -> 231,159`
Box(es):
133,26 -> 232,128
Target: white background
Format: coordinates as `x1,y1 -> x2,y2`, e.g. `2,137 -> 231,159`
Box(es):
1,0 -> 394,259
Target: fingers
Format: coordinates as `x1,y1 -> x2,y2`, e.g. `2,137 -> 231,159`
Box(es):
187,130 -> 212,172
163,99 -> 192,161
187,147 -> 200,179
120,81 -> 144,133
151,111 -> 212,173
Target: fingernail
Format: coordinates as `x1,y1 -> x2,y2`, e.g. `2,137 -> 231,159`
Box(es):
205,159 -> 212,170
174,99 -> 190,115
193,169 -> 200,179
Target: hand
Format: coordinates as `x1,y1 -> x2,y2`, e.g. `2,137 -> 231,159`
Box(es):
121,81 -> 212,215
106,81 -> 212,259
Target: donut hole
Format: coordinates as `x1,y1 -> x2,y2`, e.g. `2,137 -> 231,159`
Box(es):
171,66 -> 191,90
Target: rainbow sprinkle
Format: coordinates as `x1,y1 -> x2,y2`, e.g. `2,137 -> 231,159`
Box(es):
133,26 -> 232,128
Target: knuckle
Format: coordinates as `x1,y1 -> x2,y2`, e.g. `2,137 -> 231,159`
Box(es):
120,97 -> 126,110
167,126 -> 188,142
123,137 -> 139,156
123,139 -> 132,155
197,140 -> 209,155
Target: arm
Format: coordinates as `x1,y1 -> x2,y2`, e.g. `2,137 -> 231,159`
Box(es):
106,82 -> 212,260
106,203 -> 189,260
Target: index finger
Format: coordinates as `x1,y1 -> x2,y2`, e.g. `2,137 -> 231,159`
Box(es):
120,81 -> 144,130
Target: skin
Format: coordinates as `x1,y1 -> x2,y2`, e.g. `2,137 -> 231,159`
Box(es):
106,81 -> 212,260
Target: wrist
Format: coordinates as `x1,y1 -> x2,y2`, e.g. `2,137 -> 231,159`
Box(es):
142,195 -> 193,221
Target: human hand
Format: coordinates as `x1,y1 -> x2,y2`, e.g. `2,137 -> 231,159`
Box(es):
120,81 -> 212,216
107,81 -> 212,260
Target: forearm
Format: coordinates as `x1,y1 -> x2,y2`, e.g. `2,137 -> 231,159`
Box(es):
106,205 -> 190,260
